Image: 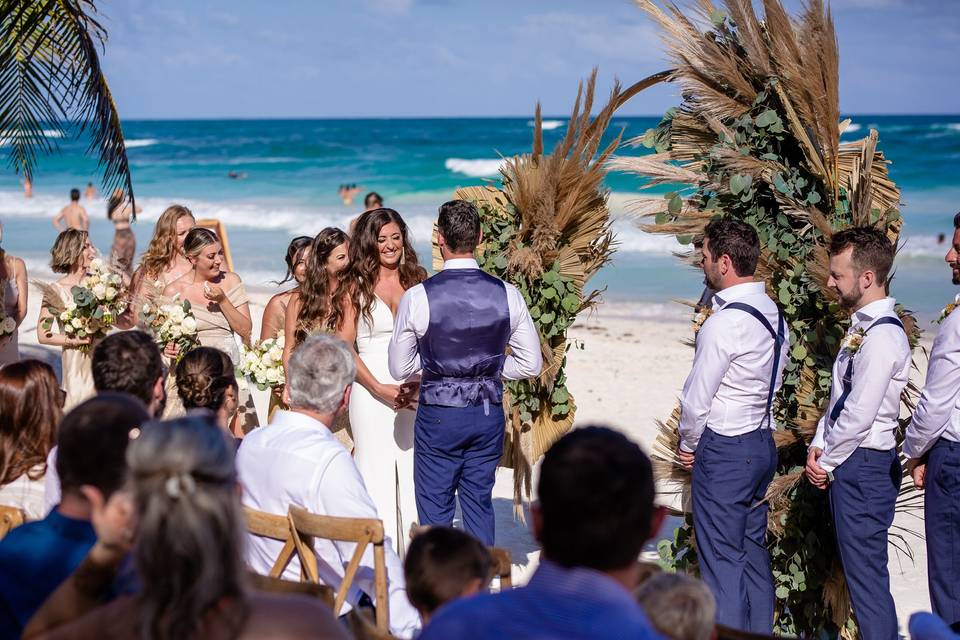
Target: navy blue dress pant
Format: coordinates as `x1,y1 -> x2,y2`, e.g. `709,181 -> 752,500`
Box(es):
414,403 -> 505,546
925,438 -> 960,626
692,427 -> 777,632
829,447 -> 901,640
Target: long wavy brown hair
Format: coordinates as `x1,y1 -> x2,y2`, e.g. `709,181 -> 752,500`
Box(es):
0,360 -> 62,484
295,227 -> 349,344
331,208 -> 427,330
139,205 -> 195,279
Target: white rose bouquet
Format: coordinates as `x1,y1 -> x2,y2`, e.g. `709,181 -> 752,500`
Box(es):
40,258 -> 128,351
141,296 -> 199,362
0,313 -> 15,339
238,332 -> 285,391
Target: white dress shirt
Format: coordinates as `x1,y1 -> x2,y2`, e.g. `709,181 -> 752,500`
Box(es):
388,258 -> 543,381
812,297 -> 911,472
679,282 -> 789,452
904,303 -> 960,458
236,410 -> 421,638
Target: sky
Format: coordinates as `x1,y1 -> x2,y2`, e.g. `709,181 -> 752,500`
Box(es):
99,0 -> 960,119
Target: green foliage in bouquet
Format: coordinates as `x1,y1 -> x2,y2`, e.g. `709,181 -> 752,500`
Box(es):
611,1 -> 922,636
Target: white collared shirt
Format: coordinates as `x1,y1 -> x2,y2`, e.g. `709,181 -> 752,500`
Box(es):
678,282 -> 789,452
387,258 -> 543,381
812,297 -> 911,472
904,302 -> 960,458
236,410 -> 421,638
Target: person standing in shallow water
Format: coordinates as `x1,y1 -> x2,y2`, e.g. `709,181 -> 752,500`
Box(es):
107,189 -> 140,278
52,189 -> 88,232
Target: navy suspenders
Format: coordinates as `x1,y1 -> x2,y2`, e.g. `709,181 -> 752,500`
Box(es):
722,302 -> 785,429
828,315 -> 905,423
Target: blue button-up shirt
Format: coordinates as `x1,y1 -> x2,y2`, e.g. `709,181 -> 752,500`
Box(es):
419,559 -> 662,639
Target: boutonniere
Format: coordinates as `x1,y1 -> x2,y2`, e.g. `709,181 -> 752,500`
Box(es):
937,294 -> 960,325
692,308 -> 714,334
840,327 -> 866,355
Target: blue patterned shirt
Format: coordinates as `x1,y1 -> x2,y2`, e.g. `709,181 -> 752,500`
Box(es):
419,559 -> 662,640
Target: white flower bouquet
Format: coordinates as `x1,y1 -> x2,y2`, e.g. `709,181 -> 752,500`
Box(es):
0,313 -> 15,339
238,332 -> 285,391
141,296 -> 198,362
40,258 -> 128,350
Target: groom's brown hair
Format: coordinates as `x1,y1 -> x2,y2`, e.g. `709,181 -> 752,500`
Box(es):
438,200 -> 481,254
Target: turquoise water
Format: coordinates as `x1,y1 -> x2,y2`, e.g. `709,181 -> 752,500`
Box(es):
0,116 -> 957,321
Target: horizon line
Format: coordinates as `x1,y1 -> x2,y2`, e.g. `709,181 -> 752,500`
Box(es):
112,113 -> 960,122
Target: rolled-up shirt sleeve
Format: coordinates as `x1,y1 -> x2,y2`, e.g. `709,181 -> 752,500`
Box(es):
678,317 -> 733,452
388,285 -> 425,381
819,336 -> 897,472
502,285 -> 543,380
904,317 -> 960,459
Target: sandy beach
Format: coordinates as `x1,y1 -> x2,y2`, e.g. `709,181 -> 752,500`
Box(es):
12,283 -> 934,632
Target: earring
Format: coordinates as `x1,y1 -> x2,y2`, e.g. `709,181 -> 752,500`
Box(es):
400,247 -> 406,266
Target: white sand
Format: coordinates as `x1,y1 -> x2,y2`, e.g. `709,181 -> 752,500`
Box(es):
13,284 -> 934,630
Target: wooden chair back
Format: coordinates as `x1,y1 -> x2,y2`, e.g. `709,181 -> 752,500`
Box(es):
243,507 -> 298,579
489,547 -> 512,590
247,571 -> 335,608
287,506 -> 390,633
0,505 -> 24,540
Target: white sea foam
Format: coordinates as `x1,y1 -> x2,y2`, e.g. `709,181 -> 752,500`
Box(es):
530,120 -> 565,130
841,123 -> 861,135
124,138 -> 158,148
444,158 -> 504,177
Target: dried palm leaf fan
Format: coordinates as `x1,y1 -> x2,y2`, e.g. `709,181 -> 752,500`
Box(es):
608,0 -> 919,635
432,69 -> 668,515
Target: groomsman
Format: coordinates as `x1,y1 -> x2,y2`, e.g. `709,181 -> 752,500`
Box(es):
903,213 -> 960,629
679,218 -> 788,632
805,227 -> 910,640
388,200 -> 542,545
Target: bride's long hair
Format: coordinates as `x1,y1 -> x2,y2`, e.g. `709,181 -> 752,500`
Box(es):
295,227 -> 349,344
331,208 -> 426,330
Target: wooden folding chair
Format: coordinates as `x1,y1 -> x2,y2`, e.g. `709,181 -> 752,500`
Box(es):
0,505 -> 24,540
489,547 -> 513,590
287,506 -> 390,633
243,507 -> 298,579
247,572 -> 335,608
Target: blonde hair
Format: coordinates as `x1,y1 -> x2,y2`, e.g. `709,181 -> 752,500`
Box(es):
635,573 -> 716,640
50,229 -> 88,274
139,205 -> 195,278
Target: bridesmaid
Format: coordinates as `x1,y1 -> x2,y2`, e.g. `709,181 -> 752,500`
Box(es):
0,223 -> 28,368
107,189 -> 141,278
260,236 -> 311,342
162,228 -> 256,435
36,229 -> 98,410
282,227 -> 350,366
131,204 -> 196,299
333,209 -> 426,555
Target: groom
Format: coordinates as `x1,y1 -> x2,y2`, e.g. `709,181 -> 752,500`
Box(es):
388,200 -> 542,545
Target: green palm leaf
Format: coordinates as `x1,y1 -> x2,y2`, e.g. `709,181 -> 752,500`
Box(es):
0,0 -> 134,210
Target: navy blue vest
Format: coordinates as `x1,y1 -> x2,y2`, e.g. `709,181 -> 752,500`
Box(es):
418,268 -> 511,407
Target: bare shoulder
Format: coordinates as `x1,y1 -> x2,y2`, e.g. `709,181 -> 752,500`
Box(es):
162,279 -> 186,297
220,271 -> 242,287
244,592 -> 347,639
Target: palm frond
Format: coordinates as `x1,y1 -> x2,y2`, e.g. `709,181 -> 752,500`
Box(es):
0,0 -> 134,210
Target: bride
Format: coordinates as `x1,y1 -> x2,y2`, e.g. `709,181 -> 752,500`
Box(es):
333,208 -> 426,555
36,230 -> 97,410
161,227 -> 257,435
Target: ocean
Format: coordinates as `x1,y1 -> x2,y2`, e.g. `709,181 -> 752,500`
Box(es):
0,115 -> 958,323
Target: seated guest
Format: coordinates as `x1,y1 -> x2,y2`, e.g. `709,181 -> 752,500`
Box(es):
237,334 -> 421,638
0,360 -> 62,520
404,526 -> 494,624
420,426 -> 666,639
23,415 -> 348,640
636,573 -> 716,640
175,347 -> 239,432
44,330 -> 166,511
0,394 -> 147,639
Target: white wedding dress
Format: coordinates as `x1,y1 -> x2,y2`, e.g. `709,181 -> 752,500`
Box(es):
349,296 -> 417,557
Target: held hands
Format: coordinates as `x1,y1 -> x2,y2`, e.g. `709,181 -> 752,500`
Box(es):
805,447 -> 829,489
375,378 -> 420,411
906,458 -> 926,489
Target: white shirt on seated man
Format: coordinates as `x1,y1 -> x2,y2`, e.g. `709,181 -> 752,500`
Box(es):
236,334 -> 421,638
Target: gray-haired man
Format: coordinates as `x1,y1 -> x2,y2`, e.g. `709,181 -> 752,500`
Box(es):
236,334 -> 421,637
